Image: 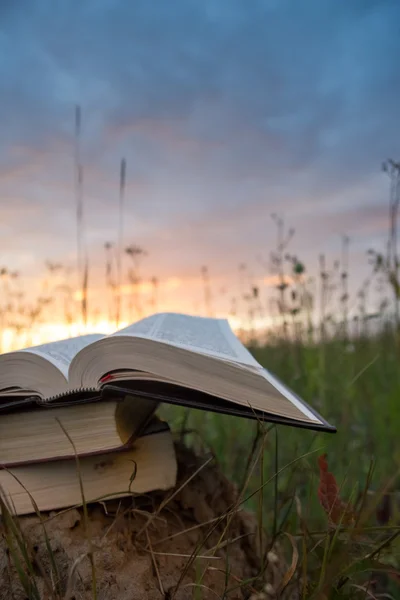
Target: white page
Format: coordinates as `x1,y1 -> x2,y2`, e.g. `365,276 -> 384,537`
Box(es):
21,334 -> 104,379
112,314 -> 322,425
113,313 -> 260,368
114,314 -> 165,339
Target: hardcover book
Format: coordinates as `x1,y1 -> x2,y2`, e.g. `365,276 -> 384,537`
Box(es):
0,312 -> 335,437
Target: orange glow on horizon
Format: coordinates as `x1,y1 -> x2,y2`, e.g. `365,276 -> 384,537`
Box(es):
0,311 -> 275,353
0,269 -> 280,353
72,276 -> 183,302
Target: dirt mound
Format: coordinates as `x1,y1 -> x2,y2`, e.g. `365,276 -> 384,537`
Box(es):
0,443 -> 298,599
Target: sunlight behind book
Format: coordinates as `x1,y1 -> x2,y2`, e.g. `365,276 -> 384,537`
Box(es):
0,312 -> 335,432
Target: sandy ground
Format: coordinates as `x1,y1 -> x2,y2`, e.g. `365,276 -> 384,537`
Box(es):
0,443 -> 299,599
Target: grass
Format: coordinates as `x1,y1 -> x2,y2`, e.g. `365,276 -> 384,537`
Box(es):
163,325 -> 400,506
1,163 -> 400,595
2,329 -> 400,598
157,325 -> 400,597
3,318 -> 400,598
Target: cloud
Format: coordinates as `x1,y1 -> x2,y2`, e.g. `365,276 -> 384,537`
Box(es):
0,0 -> 399,316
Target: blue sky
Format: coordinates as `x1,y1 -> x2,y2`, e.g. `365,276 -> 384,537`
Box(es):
0,0 -> 399,322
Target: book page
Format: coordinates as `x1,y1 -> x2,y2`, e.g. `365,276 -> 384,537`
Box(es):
114,313 -> 260,368
114,314 -> 165,338
21,334 -> 104,378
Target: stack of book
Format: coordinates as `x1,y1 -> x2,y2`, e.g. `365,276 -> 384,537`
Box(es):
0,312 -> 334,516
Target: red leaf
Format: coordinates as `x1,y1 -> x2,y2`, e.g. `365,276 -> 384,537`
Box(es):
318,453 -> 355,526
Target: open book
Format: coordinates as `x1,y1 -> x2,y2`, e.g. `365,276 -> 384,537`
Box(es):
0,312 -> 335,433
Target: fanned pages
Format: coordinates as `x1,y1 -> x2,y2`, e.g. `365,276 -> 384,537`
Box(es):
0,334 -> 103,399
0,425 -> 177,516
0,312 -> 335,433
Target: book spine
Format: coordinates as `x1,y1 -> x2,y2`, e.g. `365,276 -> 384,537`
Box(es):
36,387 -> 99,406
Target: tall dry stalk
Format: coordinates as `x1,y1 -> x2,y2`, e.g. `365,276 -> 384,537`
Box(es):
318,254 -> 339,341
104,242 -> 117,324
55,265 -> 75,337
384,159 -> 400,328
238,263 -> 263,340
0,269 -> 21,351
44,262 -> 63,328
116,158 -> 127,327
367,159 -> 400,337
200,266 -> 213,317
81,260 -> 89,329
125,244 -> 146,321
150,276 -> 159,313
340,235 -> 350,339
269,214 -> 294,338
74,106 -> 83,285
73,105 -> 88,329
237,263 -> 247,321
0,269 -> 9,352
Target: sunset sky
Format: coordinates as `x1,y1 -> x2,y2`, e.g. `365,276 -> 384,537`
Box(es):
0,0 -> 400,342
